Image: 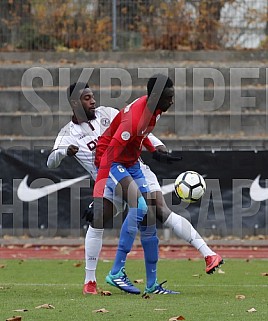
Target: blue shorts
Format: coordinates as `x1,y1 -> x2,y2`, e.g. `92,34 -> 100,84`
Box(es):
102,162 -> 151,214
106,161 -> 149,196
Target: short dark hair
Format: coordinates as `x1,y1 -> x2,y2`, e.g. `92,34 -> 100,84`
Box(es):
147,74 -> 173,97
67,82 -> 89,104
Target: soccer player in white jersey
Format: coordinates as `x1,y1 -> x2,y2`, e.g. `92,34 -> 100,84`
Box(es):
47,82 -> 223,295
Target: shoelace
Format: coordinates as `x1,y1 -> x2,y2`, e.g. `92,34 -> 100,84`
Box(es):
157,280 -> 173,293
122,274 -> 134,286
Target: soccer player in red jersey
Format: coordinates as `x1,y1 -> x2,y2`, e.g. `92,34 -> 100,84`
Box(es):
93,74 -> 223,294
93,74 -> 183,294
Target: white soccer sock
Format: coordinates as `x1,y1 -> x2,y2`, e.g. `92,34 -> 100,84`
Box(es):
84,225 -> 104,283
163,212 -> 215,257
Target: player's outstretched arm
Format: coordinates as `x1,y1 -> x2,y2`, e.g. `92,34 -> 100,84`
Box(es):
47,144 -> 79,169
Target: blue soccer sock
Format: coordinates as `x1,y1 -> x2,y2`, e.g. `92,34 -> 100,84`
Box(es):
111,207 -> 144,275
140,225 -> 159,289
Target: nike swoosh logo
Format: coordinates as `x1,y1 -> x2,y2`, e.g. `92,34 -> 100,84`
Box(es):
161,183 -> 174,195
17,174 -> 89,202
250,175 -> 268,201
17,176 -> 174,202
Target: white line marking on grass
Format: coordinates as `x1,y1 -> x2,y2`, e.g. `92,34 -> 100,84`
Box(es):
1,283 -> 267,288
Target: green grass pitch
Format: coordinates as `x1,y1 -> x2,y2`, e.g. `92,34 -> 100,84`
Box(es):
0,258 -> 267,321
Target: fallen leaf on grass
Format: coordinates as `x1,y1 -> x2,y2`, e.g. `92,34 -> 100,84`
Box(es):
236,295 -> 246,300
92,308 -> 109,313
73,262 -> 82,267
247,308 -> 257,313
13,309 -> 28,312
6,316 -> 22,321
134,279 -> 144,284
142,293 -> 150,299
101,291 -> 112,296
261,272 -> 268,276
0,286 -> 10,290
192,274 -> 201,278
217,269 -> 225,274
154,308 -> 167,311
35,304 -> 55,309
0,264 -> 6,268
169,316 -> 185,320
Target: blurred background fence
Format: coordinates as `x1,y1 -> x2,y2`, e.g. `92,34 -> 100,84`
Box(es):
0,0 -> 268,52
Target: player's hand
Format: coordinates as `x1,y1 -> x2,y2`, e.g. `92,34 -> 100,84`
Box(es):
67,144 -> 79,156
82,201 -> 94,222
152,150 -> 182,163
155,145 -> 168,153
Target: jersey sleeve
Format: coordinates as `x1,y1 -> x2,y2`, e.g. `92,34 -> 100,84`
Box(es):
147,133 -> 165,148
47,148 -> 68,169
47,126 -> 76,169
142,136 -> 156,152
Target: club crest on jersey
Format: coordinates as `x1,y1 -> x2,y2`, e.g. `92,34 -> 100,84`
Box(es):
101,118 -> 110,127
121,131 -> 130,141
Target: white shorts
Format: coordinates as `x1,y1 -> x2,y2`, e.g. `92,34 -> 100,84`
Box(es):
103,161 -> 161,213
140,162 -> 161,193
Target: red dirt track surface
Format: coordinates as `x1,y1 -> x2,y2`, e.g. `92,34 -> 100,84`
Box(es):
1,244 -> 267,260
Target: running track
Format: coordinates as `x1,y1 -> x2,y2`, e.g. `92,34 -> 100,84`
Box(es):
1,244 -> 267,260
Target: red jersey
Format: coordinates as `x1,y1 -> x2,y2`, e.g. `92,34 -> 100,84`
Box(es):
94,95 -> 161,197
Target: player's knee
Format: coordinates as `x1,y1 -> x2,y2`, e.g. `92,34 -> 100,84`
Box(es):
140,224 -> 157,239
137,196 -> 148,215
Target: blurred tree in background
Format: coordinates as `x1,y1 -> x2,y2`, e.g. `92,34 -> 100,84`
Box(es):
0,0 -> 267,51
